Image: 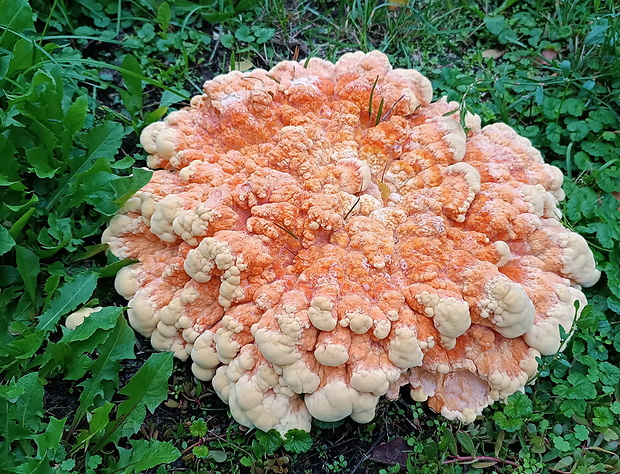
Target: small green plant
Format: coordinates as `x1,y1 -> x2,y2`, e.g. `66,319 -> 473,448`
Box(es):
325,454 -> 348,472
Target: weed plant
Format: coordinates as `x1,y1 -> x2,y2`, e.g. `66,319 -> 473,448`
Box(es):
0,0 -> 618,473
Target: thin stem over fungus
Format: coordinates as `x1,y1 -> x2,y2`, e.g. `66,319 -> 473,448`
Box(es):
378,157 -> 394,204
241,76 -> 265,84
380,94 -> 406,122
396,177 -> 413,193
368,75 -> 380,118
344,196 -> 361,220
374,97 -> 385,126
273,222 -> 300,240
442,107 -> 460,116
380,157 -> 392,183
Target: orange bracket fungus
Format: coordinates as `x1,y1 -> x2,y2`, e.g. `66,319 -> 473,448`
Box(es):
102,51 -> 601,434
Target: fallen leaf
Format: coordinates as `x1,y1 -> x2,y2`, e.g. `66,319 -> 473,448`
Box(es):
541,49 -> 558,62
235,60 -> 255,72
370,437 -> 408,466
388,0 -> 408,10
482,49 -> 504,59
535,48 -> 559,67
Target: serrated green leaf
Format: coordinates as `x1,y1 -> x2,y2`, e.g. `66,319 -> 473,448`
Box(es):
552,436 -> 571,452
283,429 -> 313,453
105,352 -> 173,443
25,146 -> 60,179
190,418 -> 207,437
0,265 -> 19,287
235,25 -> 254,42
593,406 -> 616,428
492,412 -> 523,432
73,315 -> 135,428
0,226 -> 15,256
81,120 -> 125,164
63,353 -> 96,381
46,121 -> 124,211
574,424 -> 589,441
60,459 -> 75,471
553,373 -> 597,400
583,223 -> 618,249
59,306 -> 122,343
36,272 -> 98,332
6,37 -> 35,78
193,445 -> 210,459
120,55 -> 143,116
597,361 -> 620,386
503,391 -> 533,419
0,0 -> 34,38
582,141 -> 614,158
85,167 -> 153,216
256,429 -> 283,455
220,33 -> 234,49
252,26 -> 274,44
96,258 -> 138,278
608,273 -> 620,300
11,372 -> 44,432
156,2 -> 171,35
111,167 -> 152,203
111,155 -> 135,169
33,416 -> 66,460
87,454 -> 102,469
0,384 -> 25,400
76,401 -> 113,449
4,329 -> 44,365
112,439 -> 180,473
118,353 -> 174,412
64,94 -> 89,137
560,399 -> 587,417
564,186 -> 598,221
15,246 -> 39,304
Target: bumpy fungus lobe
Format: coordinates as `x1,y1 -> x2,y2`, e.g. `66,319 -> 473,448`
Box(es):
103,51 -> 600,433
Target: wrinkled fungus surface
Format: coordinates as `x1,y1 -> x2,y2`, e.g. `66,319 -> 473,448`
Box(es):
103,51 -> 600,433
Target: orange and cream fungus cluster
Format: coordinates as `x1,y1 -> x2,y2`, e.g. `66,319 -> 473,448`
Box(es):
102,51 -> 600,434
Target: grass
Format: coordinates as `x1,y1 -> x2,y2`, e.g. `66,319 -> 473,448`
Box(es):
0,0 -> 619,473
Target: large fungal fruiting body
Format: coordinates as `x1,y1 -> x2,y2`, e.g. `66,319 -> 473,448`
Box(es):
103,51 -> 600,433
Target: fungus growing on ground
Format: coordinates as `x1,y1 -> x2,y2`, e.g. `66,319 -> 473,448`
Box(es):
102,51 -> 600,433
